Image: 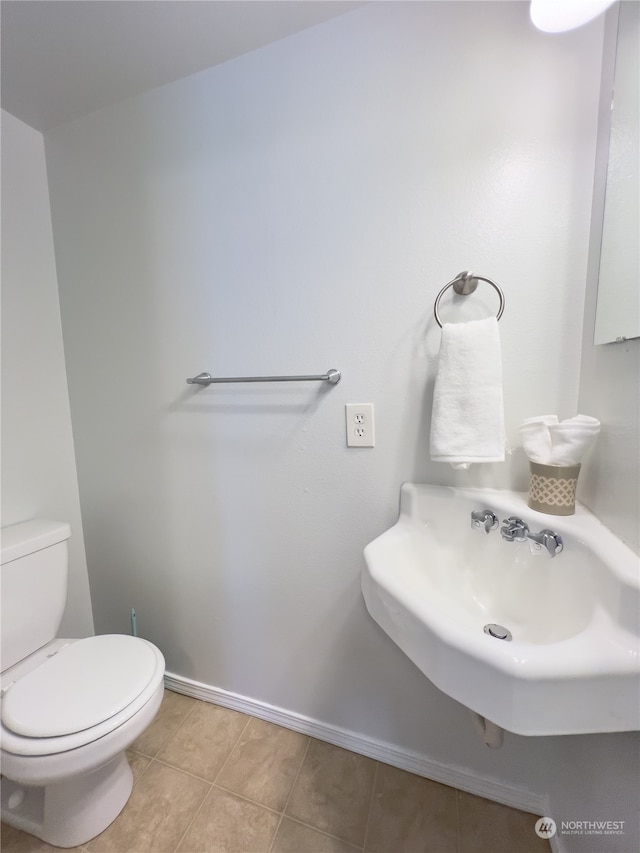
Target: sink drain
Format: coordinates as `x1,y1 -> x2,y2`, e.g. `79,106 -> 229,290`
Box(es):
483,623 -> 512,641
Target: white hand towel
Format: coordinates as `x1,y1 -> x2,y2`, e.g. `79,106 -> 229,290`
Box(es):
430,317 -> 505,469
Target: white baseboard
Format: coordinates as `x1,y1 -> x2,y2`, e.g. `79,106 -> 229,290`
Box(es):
164,671 -> 549,820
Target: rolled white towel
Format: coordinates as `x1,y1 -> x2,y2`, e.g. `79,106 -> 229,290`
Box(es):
548,415 -> 600,466
519,416 -> 558,463
519,414 -> 600,466
520,415 -> 559,427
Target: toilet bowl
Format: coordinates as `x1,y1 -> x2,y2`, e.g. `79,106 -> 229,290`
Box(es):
0,520 -> 166,847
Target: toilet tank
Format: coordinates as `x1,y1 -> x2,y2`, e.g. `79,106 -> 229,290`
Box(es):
1,519 -> 71,672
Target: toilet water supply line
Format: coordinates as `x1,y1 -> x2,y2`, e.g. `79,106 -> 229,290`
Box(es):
130,609 -> 138,637
472,712 -> 504,748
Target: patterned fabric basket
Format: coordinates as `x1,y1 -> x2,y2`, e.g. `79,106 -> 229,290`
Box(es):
528,461 -> 581,516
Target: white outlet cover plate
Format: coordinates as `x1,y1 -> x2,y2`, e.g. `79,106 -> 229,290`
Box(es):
346,403 -> 375,447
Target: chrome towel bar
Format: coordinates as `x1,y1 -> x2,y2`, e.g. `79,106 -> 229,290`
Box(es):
433,271 -> 505,328
186,369 -> 341,386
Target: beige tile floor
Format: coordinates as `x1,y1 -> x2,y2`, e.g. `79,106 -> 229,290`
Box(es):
2,690 -> 551,853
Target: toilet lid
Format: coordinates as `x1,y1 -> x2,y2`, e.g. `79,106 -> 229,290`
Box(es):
2,635 -> 158,737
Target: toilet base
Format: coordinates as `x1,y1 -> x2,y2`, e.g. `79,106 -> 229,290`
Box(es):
1,750 -> 133,848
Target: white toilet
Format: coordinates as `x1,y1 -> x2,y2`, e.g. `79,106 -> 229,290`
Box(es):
0,519 -> 165,847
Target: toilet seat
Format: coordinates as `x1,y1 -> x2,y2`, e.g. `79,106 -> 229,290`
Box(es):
1,635 -> 164,757
3,634 -> 157,737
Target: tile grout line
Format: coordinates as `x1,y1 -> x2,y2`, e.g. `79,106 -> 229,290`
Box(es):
127,748 -> 154,786
169,776 -> 213,853
455,788 -> 462,853
169,706 -> 252,853
160,700 -> 249,853
147,755 -> 219,785
210,715 -> 253,787
210,782 -> 285,816
279,815 -> 365,851
135,695 -> 200,761
361,760 -> 380,853
266,734 -> 312,853
162,698 -> 199,746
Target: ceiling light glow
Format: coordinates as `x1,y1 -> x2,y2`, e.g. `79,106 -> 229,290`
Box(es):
530,0 -> 616,33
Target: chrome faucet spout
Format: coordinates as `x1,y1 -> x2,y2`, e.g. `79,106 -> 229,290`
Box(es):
500,517 -> 529,542
499,517 -> 564,558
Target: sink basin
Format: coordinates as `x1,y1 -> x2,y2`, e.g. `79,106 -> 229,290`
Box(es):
362,484 -> 640,736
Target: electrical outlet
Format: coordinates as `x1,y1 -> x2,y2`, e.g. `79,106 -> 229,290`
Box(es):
346,404 -> 375,447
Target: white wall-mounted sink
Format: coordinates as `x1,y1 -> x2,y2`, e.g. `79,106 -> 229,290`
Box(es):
362,484 -> 640,736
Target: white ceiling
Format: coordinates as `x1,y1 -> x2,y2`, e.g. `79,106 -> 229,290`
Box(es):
1,0 -> 365,132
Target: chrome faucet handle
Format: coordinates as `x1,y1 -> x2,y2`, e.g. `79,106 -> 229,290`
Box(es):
471,509 -> 499,534
500,516 -> 529,542
528,529 -> 564,558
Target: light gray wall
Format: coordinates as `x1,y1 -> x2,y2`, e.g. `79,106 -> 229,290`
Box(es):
1,109 -> 94,638
578,4 -> 640,554
43,3 -> 637,851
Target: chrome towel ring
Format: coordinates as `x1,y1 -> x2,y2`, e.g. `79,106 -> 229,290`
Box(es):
433,271 -> 505,328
